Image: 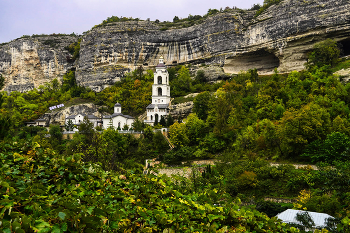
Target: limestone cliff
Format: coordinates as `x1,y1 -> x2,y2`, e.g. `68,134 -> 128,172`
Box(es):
0,35 -> 77,92
76,0 -> 350,90
1,0 -> 350,92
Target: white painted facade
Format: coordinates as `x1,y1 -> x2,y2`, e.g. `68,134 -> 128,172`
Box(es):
65,114 -> 100,131
145,57 -> 171,125
102,103 -> 134,129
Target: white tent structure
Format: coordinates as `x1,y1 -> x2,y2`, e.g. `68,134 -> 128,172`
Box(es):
276,209 -> 334,229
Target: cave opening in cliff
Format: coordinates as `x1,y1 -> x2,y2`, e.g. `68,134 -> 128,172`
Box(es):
223,49 -> 280,74
339,38 -> 350,57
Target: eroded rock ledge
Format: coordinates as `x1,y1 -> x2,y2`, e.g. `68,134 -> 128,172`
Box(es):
1,0 -> 350,92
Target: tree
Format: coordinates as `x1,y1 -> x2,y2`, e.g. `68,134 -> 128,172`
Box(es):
166,114 -> 174,127
153,131 -> 170,153
122,124 -> 129,131
49,124 -> 62,140
169,121 -> 189,148
193,91 -> 211,121
250,4 -> 262,10
154,114 -> 159,126
108,118 -> 114,129
49,124 -> 63,151
278,103 -> 331,157
132,118 -> 145,132
185,113 -> 206,146
308,39 -> 340,68
171,66 -> 192,96
136,65 -> 144,80
65,119 -> 75,131
0,114 -> 11,140
294,212 -> 315,232
99,128 -> 128,170
173,16 -> 179,23
302,132 -> 350,164
159,115 -> 166,127
61,70 -> 77,92
0,73 -> 4,90
79,116 -> 95,144
195,70 -> 206,83
0,74 -> 5,109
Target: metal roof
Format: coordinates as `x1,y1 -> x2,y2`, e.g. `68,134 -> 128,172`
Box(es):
276,209 -> 334,228
146,104 -> 169,109
114,103 -> 121,107
156,63 -> 166,68
103,113 -> 134,119
35,118 -> 47,122
66,114 -> 99,119
87,115 -> 99,119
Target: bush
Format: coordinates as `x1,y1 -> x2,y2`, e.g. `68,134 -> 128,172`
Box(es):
302,132 -> 350,164
308,39 -> 340,68
163,146 -> 194,165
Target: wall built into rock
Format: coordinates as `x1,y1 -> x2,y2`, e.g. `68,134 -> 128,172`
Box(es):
42,103 -> 101,125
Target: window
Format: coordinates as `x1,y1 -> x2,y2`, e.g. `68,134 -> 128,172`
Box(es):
158,88 -> 162,96
158,76 -> 162,84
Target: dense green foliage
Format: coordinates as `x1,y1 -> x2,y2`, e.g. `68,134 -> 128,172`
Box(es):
2,38 -> 350,231
1,138 -> 302,232
168,40 -> 348,164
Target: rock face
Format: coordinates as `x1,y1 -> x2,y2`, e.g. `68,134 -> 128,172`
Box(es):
1,0 -> 350,92
335,67 -> 350,82
75,0 -> 350,91
169,102 -> 194,121
42,103 -> 101,125
0,35 -> 77,92
191,65 -> 226,82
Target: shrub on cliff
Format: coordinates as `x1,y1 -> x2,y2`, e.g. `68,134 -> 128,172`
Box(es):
255,0 -> 283,16
307,39 -> 340,68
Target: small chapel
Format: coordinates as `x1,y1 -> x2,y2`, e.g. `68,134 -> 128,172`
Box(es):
144,56 -> 171,125
102,103 -> 134,129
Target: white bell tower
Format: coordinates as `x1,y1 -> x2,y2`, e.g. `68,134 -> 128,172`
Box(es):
152,56 -> 170,105
144,56 -> 171,125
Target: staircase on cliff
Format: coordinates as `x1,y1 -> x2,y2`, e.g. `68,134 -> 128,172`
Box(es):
162,132 -> 175,152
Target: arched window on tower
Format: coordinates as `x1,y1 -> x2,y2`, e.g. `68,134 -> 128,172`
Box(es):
158,76 -> 162,84
158,87 -> 162,96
